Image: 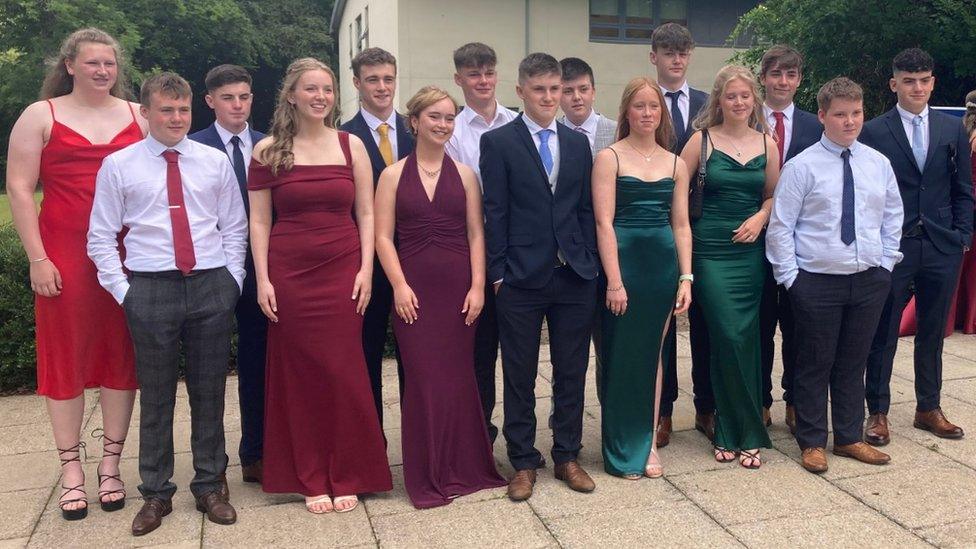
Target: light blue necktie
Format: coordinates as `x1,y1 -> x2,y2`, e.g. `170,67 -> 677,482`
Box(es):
912,115 -> 926,170
538,129 -> 554,177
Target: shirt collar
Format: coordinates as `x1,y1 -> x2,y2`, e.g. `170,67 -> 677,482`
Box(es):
659,80 -> 690,98
214,121 -> 251,147
145,134 -> 192,157
566,109 -> 600,134
460,100 -> 509,127
360,108 -> 398,132
522,113 -> 559,136
763,102 -> 795,120
819,133 -> 863,157
896,103 -> 929,124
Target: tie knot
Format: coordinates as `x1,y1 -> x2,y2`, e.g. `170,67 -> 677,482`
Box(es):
230,135 -> 242,146
574,126 -> 587,134
841,148 -> 851,160
539,129 -> 553,143
665,90 -> 682,99
377,123 -> 390,137
162,150 -> 179,163
913,115 -> 923,127
773,111 -> 785,121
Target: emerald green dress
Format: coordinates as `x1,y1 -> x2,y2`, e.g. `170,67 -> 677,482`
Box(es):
600,166 -> 678,477
692,141 -> 772,452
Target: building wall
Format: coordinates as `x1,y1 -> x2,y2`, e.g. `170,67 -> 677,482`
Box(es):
335,0 -> 742,123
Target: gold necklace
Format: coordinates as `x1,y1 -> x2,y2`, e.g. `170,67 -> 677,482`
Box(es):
723,131 -> 748,158
625,139 -> 659,162
417,161 -> 441,178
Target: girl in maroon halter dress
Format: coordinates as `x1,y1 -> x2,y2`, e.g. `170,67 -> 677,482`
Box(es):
375,87 -> 505,509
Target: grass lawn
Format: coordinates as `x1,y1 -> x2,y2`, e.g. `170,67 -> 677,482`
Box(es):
0,192 -> 42,225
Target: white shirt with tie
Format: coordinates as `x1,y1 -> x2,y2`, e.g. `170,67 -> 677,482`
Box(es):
214,121 -> 253,170
763,102 -> 795,158
360,108 -> 400,160
896,103 -> 929,155
660,81 -> 691,132
446,100 -> 518,184
560,109 -> 599,151
522,114 -> 561,190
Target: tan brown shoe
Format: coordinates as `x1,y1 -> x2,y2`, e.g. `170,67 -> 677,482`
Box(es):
131,498 -> 172,536
800,447 -> 828,473
242,460 -> 262,484
694,412 -> 715,441
195,490 -> 237,525
914,408 -> 965,439
864,413 -> 890,446
785,405 -> 797,435
554,461 -> 596,493
507,469 -> 537,501
763,407 -> 772,427
656,416 -> 673,448
833,442 -> 891,465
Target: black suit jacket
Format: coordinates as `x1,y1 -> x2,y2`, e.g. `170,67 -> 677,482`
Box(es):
480,114 -> 599,288
860,107 -> 974,254
784,108 -> 822,162
189,123 -> 266,211
339,110 -> 415,185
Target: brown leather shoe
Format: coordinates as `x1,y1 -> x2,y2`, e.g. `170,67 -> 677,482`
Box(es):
915,408 -> 965,439
800,448 -> 828,473
785,405 -> 797,435
195,490 -> 237,525
763,407 -> 772,427
833,442 -> 891,465
864,413 -> 890,446
242,460 -> 262,484
131,498 -> 172,537
656,416 -> 673,448
694,412 -> 715,441
554,461 -> 595,493
507,469 -> 537,501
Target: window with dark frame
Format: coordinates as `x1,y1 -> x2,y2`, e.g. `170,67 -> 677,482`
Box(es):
589,0 -> 688,43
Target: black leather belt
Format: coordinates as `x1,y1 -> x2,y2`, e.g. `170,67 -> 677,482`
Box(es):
904,224 -> 926,238
130,267 -> 221,279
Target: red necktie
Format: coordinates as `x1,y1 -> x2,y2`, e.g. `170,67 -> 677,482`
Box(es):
162,150 -> 196,274
773,111 -> 786,168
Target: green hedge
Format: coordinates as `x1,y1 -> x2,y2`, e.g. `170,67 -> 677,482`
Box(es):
0,224 -> 37,393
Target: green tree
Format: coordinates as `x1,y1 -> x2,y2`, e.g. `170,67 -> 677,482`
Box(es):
731,0 -> 976,117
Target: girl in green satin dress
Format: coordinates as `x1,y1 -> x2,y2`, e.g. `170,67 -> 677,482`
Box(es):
680,65 -> 781,469
594,78 -> 693,479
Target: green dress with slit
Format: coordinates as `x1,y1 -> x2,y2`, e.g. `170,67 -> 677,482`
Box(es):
692,145 -> 772,452
600,173 -> 677,476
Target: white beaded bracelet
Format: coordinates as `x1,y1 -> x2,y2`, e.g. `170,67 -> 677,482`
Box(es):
678,274 -> 694,283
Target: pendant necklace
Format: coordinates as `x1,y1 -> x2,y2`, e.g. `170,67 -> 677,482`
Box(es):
626,139 -> 658,162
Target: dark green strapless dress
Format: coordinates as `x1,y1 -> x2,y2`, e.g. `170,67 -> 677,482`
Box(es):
692,150 -> 772,451
600,176 -> 677,476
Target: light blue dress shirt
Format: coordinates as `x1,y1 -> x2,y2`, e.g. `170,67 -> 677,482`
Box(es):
766,134 -> 905,288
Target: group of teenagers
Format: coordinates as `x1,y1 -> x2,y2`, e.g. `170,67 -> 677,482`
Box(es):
6,21 -> 976,537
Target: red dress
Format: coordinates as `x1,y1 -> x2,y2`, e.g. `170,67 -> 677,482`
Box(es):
249,131 -> 392,497
36,99 -> 140,400
900,150 -> 976,336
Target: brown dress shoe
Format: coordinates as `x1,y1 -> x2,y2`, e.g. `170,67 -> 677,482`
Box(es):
554,461 -> 595,493
195,490 -> 237,525
242,460 -> 262,484
833,442 -> 891,465
132,498 -> 172,537
914,408 -> 965,439
656,416 -> 673,448
695,412 -> 715,441
785,405 -> 797,435
864,413 -> 890,446
763,407 -> 772,427
507,469 -> 537,501
800,448 -> 828,473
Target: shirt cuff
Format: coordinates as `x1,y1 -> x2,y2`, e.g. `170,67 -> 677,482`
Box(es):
784,271 -> 798,290
493,279 -> 503,286
110,280 -> 130,305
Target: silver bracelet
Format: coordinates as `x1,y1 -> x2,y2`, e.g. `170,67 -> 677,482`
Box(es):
29,256 -> 49,263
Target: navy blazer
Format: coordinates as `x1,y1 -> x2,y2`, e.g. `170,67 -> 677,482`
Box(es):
188,123 -> 266,210
860,107 -> 974,254
784,108 -> 822,162
480,114 -> 599,289
673,87 -> 709,153
339,110 -> 415,185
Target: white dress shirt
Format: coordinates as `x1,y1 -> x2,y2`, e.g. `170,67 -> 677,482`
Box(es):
521,114 -> 561,190
766,135 -> 904,288
764,102 -> 795,157
896,103 -> 929,152
360,108 -> 400,160
446,100 -> 518,184
214,121 -> 253,170
88,135 -> 248,304
660,81 -> 690,132
559,109 -> 599,151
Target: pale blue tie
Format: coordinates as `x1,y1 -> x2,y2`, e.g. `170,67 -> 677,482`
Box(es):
538,129 -> 554,177
912,115 -> 926,170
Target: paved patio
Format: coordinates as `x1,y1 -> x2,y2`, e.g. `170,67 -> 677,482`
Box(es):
1,331 -> 975,548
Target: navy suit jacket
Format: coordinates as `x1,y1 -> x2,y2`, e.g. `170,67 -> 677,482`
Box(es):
189,123 -> 266,212
339,110 -> 415,185
784,108 -> 822,162
480,114 -> 599,288
860,107 -> 974,254
673,87 -> 708,153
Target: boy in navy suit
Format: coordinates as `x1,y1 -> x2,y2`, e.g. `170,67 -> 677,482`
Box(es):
481,53 -> 599,501
862,48 -> 974,445
189,64 -> 267,484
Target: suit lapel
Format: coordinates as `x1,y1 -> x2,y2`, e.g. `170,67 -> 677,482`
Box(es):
555,124 -> 575,196
687,90 -> 704,134
514,116 -> 551,192
395,114 -> 415,158
923,110 -> 942,172
352,112 -> 387,176
884,109 -> 918,172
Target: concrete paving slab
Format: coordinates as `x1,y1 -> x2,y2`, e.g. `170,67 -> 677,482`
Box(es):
202,500 -> 376,547
943,377 -> 976,406
886,398 -> 976,470
918,518 -> 976,548
941,334 -> 976,361
728,508 -> 929,548
364,464 -> 508,518
0,453 -> 58,493
0,538 -> 28,549
0,488 -> 48,540
771,432 -> 938,481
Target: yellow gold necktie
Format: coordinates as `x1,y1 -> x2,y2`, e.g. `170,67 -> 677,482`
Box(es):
377,123 -> 394,166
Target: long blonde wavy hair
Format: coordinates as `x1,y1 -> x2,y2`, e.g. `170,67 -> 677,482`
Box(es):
692,64 -> 768,133
615,76 -> 674,149
40,27 -> 133,100
261,57 -> 339,174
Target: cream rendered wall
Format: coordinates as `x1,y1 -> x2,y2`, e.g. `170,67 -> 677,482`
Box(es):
336,0 -> 400,123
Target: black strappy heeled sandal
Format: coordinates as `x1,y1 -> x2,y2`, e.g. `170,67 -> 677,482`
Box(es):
713,445 -> 736,463
739,449 -> 762,469
91,428 -> 126,512
57,441 -> 88,521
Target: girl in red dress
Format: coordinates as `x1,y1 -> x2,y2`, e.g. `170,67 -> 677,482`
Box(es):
5,28 -> 146,520
248,58 -> 392,514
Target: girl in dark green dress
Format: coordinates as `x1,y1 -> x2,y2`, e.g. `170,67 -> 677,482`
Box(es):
594,77 -> 693,479
680,65 -> 780,469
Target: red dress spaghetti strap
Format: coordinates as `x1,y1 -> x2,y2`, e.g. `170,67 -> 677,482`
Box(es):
35,99 -> 141,399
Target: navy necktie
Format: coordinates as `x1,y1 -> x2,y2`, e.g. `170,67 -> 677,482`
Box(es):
230,135 -> 249,208
665,90 -> 685,147
840,148 -> 856,245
